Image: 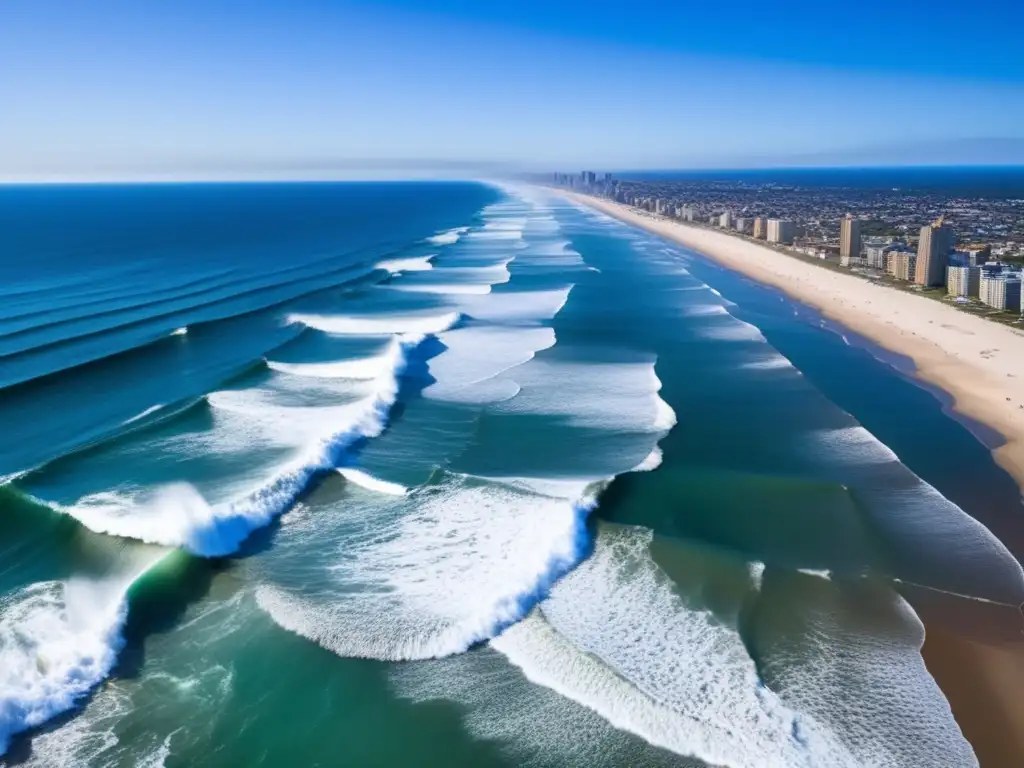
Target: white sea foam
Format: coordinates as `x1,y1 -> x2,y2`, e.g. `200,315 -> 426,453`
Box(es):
498,358 -> 676,434
289,311 -> 460,336
681,303 -> 729,318
465,229 -> 523,242
455,287 -> 573,325
424,326 -> 557,404
170,327 -> 188,337
478,475 -> 603,503
138,733 -> 174,768
374,255 -> 435,273
0,472 -> 26,487
756,584 -> 977,767
493,525 -> 857,768
22,649 -> 230,767
740,354 -> 796,371
387,261 -> 513,296
749,561 -> 767,590
337,467 -> 407,496
427,227 -> 469,246
59,334 -> 425,557
267,338 -> 402,380
121,404 -> 165,426
388,283 -> 492,295
434,262 -> 514,283
631,446 -> 664,472
796,568 -> 834,580
697,319 -> 766,342
0,553 -> 163,758
256,476 -> 597,661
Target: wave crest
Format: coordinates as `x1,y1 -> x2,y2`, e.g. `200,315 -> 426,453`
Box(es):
57,334 -> 426,557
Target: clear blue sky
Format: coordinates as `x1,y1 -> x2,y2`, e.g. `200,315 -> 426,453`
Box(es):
2,0 -> 1023,180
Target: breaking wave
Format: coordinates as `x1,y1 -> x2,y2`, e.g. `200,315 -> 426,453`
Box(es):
374,255 -> 435,273
426,227 -> 469,246
0,553 -> 165,758
255,476 -> 602,660
55,333 -> 427,557
288,311 -> 461,336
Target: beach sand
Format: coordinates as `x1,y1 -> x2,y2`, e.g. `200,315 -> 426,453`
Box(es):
562,191 -> 1024,767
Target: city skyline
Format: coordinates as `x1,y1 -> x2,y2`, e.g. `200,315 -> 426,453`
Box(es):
2,0 -> 1024,181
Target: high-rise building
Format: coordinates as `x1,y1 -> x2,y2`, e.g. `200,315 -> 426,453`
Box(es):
961,244 -> 992,266
947,266 -> 981,298
719,211 -> 733,229
734,217 -> 748,233
840,214 -> 862,267
915,216 -> 955,287
888,251 -> 917,281
766,219 -> 795,244
980,273 -> 1022,311
865,244 -> 896,270
753,218 -> 767,239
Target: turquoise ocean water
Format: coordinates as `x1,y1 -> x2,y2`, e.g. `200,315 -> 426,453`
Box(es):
2,182 -> 1023,767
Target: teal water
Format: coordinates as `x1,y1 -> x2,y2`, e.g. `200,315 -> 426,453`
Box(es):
2,183 -> 1023,767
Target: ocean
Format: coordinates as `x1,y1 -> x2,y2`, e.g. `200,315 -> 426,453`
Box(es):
1,181 -> 1022,767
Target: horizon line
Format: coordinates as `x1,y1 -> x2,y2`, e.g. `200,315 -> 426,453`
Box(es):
4,162 -> 1024,186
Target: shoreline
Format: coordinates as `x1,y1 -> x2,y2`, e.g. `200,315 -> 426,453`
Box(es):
559,190 -> 1024,767
560,191 -> 1024,492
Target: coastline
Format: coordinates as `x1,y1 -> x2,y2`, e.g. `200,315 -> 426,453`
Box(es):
559,190 -> 1024,766
560,191 -> 1024,490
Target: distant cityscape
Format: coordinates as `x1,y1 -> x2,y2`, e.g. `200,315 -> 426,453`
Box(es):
549,171 -> 1024,317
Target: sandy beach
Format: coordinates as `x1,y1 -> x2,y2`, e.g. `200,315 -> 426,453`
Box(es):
564,192 -> 1024,484
563,190 -> 1024,767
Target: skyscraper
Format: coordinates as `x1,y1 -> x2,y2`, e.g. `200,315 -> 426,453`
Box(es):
889,251 -> 917,281
961,244 -> 992,266
766,219 -> 795,244
840,214 -> 862,266
753,218 -> 767,239
980,273 -> 1023,311
947,266 -> 981,298
915,216 -> 955,287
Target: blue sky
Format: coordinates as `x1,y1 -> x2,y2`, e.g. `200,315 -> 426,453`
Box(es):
2,0 -> 1023,179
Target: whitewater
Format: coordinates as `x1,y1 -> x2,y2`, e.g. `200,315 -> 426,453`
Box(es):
1,182 -> 1010,767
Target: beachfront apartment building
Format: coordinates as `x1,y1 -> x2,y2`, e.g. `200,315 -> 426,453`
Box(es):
753,217 -> 767,239
980,273 -> 1023,312
915,216 -> 956,287
734,217 -> 748,233
840,215 -> 862,267
947,266 -> 981,298
961,244 -> 992,266
719,211 -> 733,229
888,250 -> 917,281
767,219 -> 795,244
866,244 -> 896,270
